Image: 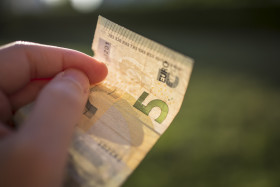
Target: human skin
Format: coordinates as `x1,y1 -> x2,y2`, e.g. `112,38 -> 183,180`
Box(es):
0,41 -> 108,187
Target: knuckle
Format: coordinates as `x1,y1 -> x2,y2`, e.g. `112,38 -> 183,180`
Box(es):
13,137 -> 44,160
13,137 -> 55,168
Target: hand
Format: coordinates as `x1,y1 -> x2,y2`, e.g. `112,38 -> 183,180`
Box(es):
0,41 -> 107,187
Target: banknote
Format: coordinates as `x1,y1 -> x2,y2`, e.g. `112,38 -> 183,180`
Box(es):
14,16 -> 193,187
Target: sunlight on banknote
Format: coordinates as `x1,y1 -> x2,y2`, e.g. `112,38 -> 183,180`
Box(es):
14,16 -> 193,187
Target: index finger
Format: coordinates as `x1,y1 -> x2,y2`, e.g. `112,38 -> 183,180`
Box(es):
0,41 -> 108,95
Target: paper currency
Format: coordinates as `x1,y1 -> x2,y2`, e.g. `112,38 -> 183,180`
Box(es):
14,16 -> 193,187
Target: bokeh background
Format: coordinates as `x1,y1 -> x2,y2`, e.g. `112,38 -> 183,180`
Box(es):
1,0 -> 280,186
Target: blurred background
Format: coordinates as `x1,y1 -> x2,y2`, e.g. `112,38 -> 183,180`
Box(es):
1,0 -> 280,186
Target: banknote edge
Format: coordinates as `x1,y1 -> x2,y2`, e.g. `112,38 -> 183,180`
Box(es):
96,15 -> 194,68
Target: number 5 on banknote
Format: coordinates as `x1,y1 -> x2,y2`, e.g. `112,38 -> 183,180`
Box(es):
133,91 -> 169,124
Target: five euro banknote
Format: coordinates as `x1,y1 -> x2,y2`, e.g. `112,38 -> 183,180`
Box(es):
14,16 -> 194,187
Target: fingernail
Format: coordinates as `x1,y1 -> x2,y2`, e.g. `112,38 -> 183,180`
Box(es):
62,69 -> 90,94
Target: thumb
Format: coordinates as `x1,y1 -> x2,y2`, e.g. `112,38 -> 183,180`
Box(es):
20,68 -> 89,157
12,69 -> 90,187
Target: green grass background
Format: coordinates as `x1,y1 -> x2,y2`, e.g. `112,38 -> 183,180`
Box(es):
1,3 -> 280,186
